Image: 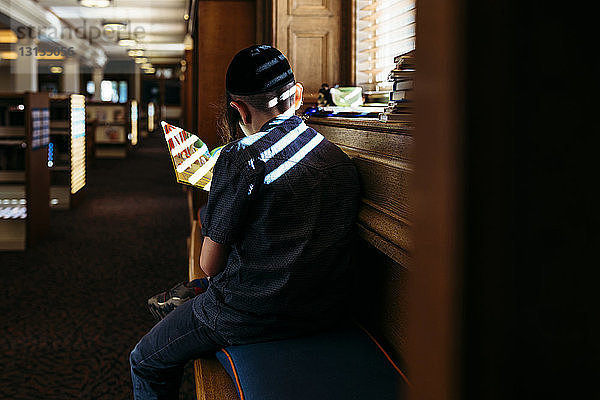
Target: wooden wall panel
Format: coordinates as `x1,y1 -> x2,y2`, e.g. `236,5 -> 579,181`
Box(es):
195,1 -> 257,149
353,158 -> 411,220
307,116 -> 413,366
353,242 -> 409,364
314,122 -> 414,161
308,117 -> 413,266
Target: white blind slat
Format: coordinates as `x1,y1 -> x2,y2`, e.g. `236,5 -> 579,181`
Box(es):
360,24 -> 416,46
361,10 -> 415,33
356,0 -> 416,90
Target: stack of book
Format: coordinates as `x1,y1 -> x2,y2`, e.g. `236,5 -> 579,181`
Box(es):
379,50 -> 415,123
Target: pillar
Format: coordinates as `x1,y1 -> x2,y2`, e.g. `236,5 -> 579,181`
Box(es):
62,57 -> 80,93
92,66 -> 103,101
134,64 -> 141,103
13,39 -> 38,92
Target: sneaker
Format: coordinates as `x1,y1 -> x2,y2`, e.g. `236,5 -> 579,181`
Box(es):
147,279 -> 209,321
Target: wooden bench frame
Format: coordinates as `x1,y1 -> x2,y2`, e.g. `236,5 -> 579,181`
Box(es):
187,214 -> 239,400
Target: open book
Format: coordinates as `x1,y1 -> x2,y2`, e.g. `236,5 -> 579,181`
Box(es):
161,121 -> 224,191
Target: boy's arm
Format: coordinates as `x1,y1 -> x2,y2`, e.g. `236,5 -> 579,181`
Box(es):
199,236 -> 229,277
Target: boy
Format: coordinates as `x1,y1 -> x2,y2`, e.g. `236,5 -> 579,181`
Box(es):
130,45 -> 360,399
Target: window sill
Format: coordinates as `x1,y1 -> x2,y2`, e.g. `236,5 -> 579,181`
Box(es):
305,115 -> 414,135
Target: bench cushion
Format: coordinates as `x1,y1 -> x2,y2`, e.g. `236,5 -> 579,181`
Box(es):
215,327 -> 408,400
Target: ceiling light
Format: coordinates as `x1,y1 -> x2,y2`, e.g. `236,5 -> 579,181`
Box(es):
102,21 -> 126,31
183,34 -> 193,51
141,63 -> 152,69
36,54 -> 65,60
127,49 -> 144,57
50,66 -> 63,74
143,43 -> 186,51
0,51 -> 18,60
135,57 -> 148,64
183,13 -> 189,21
79,0 -> 111,7
118,39 -> 137,47
0,29 -> 17,44
143,68 -> 156,74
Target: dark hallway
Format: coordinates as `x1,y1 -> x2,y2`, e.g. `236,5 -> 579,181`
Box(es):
0,136 -> 196,399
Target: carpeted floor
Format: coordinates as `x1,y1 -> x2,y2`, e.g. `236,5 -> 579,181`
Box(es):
0,135 -> 196,399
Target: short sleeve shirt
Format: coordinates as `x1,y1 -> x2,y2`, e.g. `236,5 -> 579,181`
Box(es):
194,115 -> 360,344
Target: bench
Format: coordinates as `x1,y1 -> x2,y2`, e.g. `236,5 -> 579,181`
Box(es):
187,213 -> 239,400
186,117 -> 413,399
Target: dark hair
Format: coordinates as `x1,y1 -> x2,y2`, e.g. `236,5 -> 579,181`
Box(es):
219,81 -> 296,144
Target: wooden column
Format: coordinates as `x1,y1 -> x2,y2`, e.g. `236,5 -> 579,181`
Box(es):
195,0 -> 257,149
26,92 -> 51,246
182,49 -> 195,132
410,0 -> 463,399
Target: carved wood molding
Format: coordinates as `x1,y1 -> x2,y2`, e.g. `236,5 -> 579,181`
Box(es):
306,115 -> 414,134
287,27 -> 331,95
357,222 -> 412,268
287,0 -> 334,16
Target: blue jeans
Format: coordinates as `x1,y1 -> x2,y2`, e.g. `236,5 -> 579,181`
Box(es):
130,298 -> 228,399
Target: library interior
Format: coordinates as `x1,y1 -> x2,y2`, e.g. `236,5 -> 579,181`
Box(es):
0,0 -> 597,399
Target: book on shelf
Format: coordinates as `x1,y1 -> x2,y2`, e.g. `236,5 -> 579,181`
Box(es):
384,101 -> 414,113
393,80 -> 414,91
320,105 -> 386,113
393,90 -> 415,102
379,112 -> 414,123
161,121 -> 224,191
96,126 -> 126,143
380,49 -> 416,124
363,91 -> 390,105
388,70 -> 415,81
113,109 -> 125,122
394,50 -> 415,67
390,91 -> 410,101
95,110 -> 108,122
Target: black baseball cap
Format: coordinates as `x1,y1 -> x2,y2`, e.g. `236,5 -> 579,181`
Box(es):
226,45 -> 295,96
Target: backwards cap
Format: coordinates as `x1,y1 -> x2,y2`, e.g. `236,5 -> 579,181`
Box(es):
226,45 -> 295,96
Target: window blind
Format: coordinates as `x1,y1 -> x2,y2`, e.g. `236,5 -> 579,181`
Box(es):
356,0 -> 416,91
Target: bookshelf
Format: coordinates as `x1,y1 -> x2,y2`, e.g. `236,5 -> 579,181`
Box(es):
139,100 -> 149,139
87,101 -> 137,159
48,94 -> 86,210
130,100 -> 139,146
0,92 -> 50,251
147,102 -> 156,134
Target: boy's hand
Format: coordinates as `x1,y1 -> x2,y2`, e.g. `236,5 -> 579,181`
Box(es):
147,278 -> 209,321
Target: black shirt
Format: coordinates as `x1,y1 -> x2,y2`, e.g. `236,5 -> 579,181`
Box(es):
194,114 -> 360,344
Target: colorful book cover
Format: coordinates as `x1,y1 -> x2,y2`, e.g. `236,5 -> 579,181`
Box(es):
161,121 -> 223,191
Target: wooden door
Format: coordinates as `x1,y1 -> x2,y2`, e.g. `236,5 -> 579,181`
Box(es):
274,0 -> 341,102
